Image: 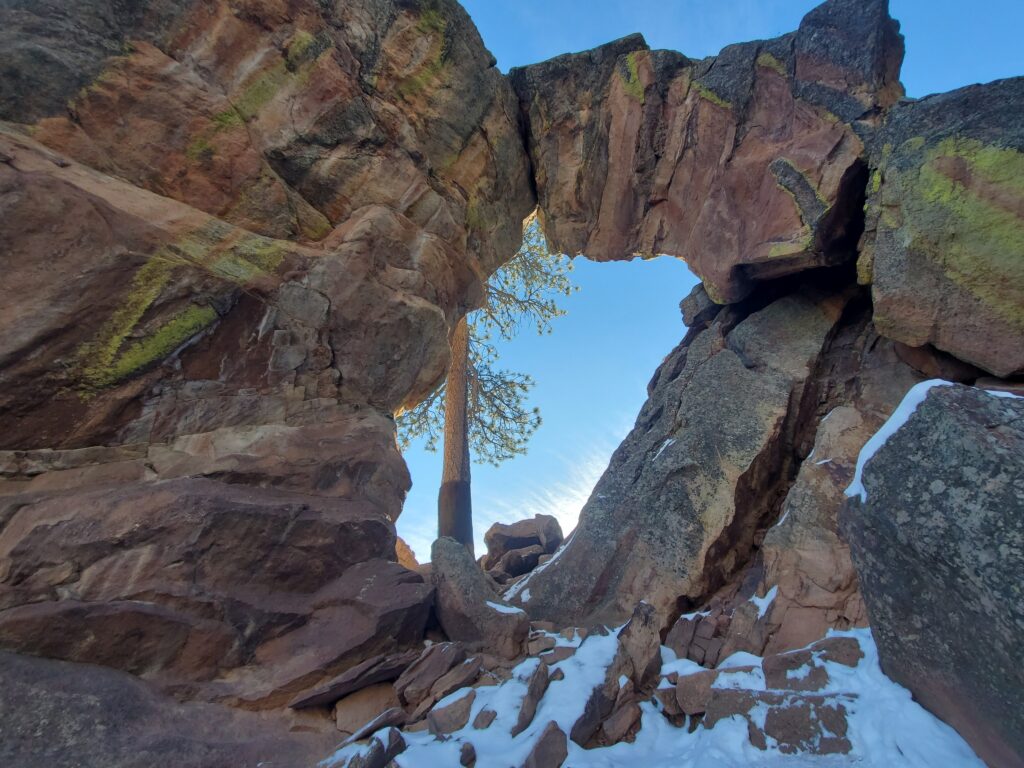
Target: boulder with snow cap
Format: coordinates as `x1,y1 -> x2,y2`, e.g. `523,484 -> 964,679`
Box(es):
511,660 -> 550,736
427,689 -> 476,735
338,727 -> 407,768
843,382 -> 1024,768
431,537 -> 529,659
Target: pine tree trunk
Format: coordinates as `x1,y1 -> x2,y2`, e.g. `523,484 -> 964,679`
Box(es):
438,316 -> 474,555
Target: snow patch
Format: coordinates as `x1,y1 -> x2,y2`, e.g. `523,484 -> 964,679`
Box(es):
846,379 -> 954,502
750,586 -> 778,619
486,600 -> 525,615
519,588 -> 531,603
322,624 -> 984,768
652,437 -> 676,461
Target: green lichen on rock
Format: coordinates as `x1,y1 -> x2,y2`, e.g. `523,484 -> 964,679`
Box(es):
211,108 -> 244,130
211,236 -> 288,283
768,229 -> 814,259
95,304 -> 217,388
415,4 -> 447,36
397,3 -> 450,100
695,82 -> 732,110
898,136 -> 1024,329
76,256 -> 176,389
756,52 -> 787,77
74,222 -> 290,389
185,136 -> 214,162
619,51 -> 645,104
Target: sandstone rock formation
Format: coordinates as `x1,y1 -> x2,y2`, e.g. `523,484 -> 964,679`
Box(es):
509,0 -> 902,303
0,0 -> 1021,765
481,513 -> 563,584
0,0 -> 532,739
843,384 -> 1024,768
509,276 -> 857,626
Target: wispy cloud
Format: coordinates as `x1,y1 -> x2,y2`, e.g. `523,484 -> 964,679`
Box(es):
396,423 -> 632,564
473,445 -> 612,546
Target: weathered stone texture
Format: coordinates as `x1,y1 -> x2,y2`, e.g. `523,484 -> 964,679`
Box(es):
511,281 -> 852,627
509,0 -> 903,304
860,77 -> 1024,377
843,385 -> 1024,768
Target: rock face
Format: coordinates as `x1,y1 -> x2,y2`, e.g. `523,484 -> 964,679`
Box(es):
0,650 -> 338,768
0,0 -> 531,728
510,277 -> 855,626
860,77 -> 1024,377
509,0 -> 903,303
0,0 -> 1021,764
843,384 -> 1024,768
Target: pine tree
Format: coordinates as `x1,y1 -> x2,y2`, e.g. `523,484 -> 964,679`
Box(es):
397,215 -> 576,554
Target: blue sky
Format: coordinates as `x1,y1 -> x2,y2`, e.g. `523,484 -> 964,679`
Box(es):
397,0 -> 1024,561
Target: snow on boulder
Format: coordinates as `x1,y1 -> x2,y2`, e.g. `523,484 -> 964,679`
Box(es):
842,382 -> 1024,767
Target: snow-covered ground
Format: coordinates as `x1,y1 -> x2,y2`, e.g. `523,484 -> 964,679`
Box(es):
322,628 -> 983,767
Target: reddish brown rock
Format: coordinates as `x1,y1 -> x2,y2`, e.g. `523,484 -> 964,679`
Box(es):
539,646 -> 575,665
428,690 -> 476,736
334,684 -> 402,736
510,0 -> 903,304
601,700 -> 642,745
342,708 -> 408,747
675,669 -> 721,716
511,661 -> 550,737
0,1 -> 534,739
396,537 -> 420,570
473,708 -> 497,730
429,657 -> 484,704
523,721 -> 568,768
493,545 -> 546,579
290,651 -> 421,710
482,515 -> 563,570
340,727 -> 408,768
394,642 -> 466,709
608,602 -> 663,691
704,689 -> 854,755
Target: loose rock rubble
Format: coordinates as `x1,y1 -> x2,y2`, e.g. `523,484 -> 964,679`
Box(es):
321,599 -> 980,768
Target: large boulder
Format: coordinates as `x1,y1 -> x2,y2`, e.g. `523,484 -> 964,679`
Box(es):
0,473 -> 434,708
860,77 -> 1024,377
431,537 -> 529,659
0,0 -> 533,726
843,383 -> 1024,768
510,282 -> 853,628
